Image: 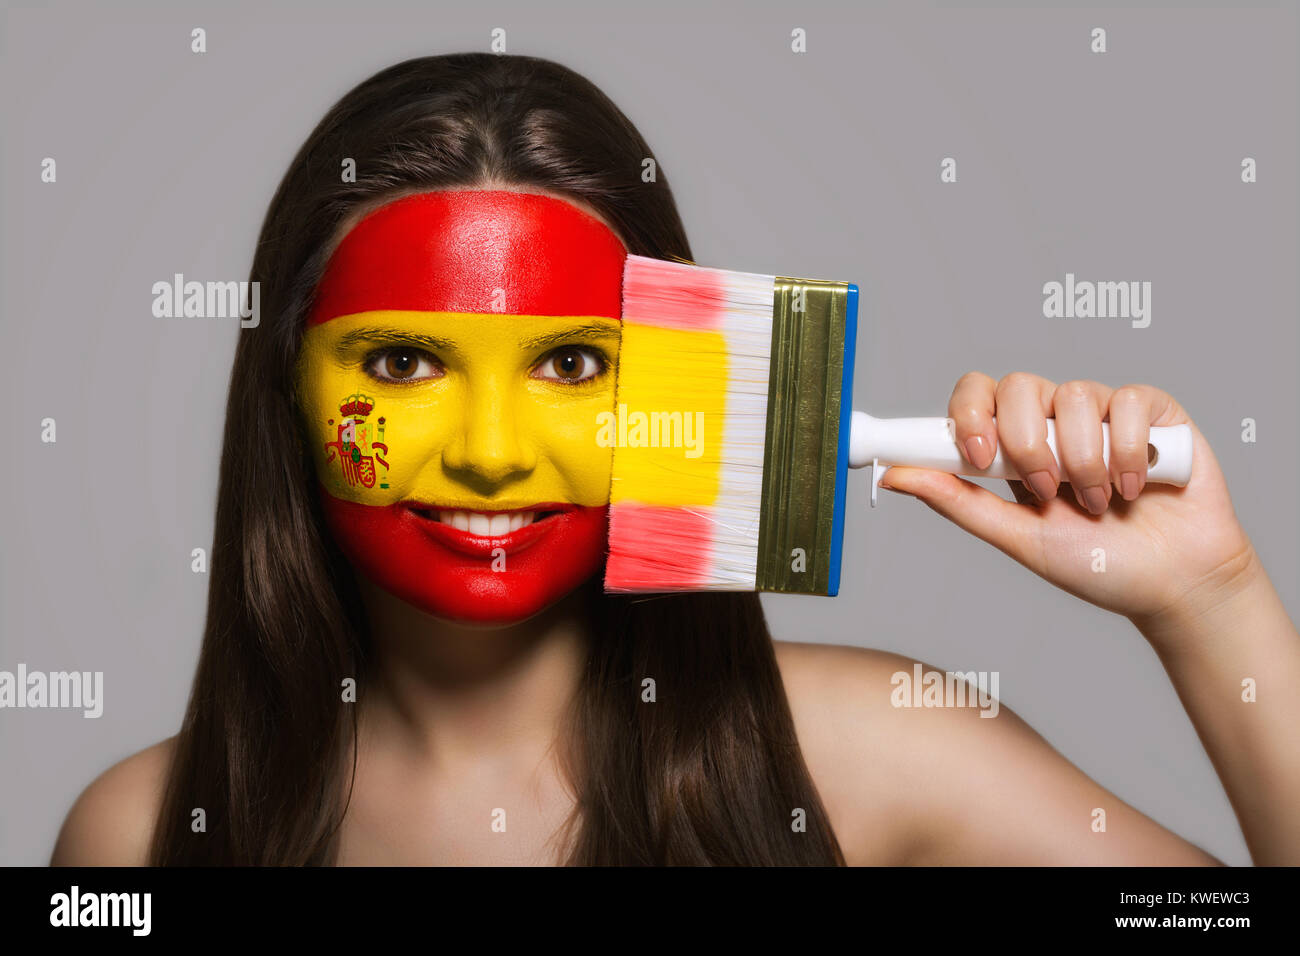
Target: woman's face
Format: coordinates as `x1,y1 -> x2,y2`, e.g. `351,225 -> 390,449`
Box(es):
295,189 -> 627,625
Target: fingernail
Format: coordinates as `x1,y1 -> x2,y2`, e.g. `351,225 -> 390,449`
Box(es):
964,436 -> 990,470
1026,470 -> 1056,501
1082,485 -> 1108,515
1120,472 -> 1139,500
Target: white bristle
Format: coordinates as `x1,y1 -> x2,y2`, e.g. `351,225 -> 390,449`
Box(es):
706,268 -> 775,589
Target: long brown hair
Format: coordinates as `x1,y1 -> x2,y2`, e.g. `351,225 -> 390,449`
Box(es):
150,52 -> 845,865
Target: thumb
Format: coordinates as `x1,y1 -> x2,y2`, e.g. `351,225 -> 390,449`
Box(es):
878,465 -> 1041,567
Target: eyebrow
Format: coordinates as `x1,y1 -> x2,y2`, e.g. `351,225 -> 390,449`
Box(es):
334,321 -> 620,354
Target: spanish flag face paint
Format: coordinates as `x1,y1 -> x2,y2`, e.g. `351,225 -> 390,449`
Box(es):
296,190 -> 626,624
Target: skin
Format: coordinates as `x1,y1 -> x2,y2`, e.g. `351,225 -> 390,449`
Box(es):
50,191 -> 1300,866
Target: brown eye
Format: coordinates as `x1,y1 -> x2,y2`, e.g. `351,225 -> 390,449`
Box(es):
367,348 -> 440,383
385,351 -> 418,379
536,347 -> 603,383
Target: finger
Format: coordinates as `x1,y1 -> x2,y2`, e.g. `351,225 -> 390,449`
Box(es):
1134,384 -> 1191,428
879,466 -> 1044,570
948,371 -> 998,470
1052,379 -> 1114,515
993,372 -> 1059,502
1107,385 -> 1154,500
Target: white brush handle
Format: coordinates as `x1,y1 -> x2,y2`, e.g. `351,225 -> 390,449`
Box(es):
849,412 -> 1193,487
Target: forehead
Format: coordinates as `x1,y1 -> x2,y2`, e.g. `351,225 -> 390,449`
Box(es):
307,190 -> 627,327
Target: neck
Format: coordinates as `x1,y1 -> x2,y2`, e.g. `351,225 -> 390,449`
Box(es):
355,576 -> 594,771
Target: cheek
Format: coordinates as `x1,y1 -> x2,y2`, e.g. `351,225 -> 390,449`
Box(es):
522,388 -> 615,504
366,390 -> 455,495
300,365 -> 453,504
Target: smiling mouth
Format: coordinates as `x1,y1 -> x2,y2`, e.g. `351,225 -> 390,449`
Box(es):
406,505 -> 566,536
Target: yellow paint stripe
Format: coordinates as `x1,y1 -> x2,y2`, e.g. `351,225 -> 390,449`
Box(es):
609,323 -> 726,506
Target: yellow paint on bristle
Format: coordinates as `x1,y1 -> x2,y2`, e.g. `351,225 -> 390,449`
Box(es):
609,322 -> 727,507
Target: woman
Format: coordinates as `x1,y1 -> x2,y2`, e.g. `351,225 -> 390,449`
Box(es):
51,53 -> 1298,866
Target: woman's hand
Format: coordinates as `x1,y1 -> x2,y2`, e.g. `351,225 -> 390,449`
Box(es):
877,372 -> 1260,644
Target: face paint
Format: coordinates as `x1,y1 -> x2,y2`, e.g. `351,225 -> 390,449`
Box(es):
297,190 -> 626,624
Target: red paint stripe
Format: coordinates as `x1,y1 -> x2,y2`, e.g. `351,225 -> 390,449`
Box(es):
319,488 -> 611,623
621,255 -> 726,331
604,504 -> 714,590
307,191 -> 626,326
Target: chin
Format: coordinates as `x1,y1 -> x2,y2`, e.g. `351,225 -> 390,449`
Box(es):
394,569 -> 597,627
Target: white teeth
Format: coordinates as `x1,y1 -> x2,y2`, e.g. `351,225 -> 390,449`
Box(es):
431,509 -> 540,535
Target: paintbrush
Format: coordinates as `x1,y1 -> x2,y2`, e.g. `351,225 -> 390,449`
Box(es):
603,255 -> 1193,595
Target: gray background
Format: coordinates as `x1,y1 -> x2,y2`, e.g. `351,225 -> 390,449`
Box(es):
2,0 -> 1296,866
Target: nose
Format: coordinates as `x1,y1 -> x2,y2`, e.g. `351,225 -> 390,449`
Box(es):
440,372 -> 538,486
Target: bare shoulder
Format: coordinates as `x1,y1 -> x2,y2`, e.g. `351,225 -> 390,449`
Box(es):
50,736 -> 176,866
772,640 -> 929,865
772,640 -> 1222,865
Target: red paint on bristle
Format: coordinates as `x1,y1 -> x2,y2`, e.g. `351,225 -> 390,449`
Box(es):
621,256 -> 727,330
605,504 -> 715,590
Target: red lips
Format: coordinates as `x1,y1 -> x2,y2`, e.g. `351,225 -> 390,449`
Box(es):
319,488 -> 609,624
